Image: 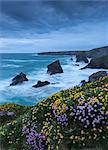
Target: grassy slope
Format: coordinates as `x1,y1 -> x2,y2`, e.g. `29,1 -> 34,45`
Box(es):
0,76 -> 108,150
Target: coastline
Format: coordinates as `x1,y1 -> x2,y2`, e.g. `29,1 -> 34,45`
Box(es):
0,45 -> 108,149
0,75 -> 108,149
38,46 -> 108,58
0,45 -> 108,105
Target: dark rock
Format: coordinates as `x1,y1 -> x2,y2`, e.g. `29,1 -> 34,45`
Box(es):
75,64 -> 79,66
87,46 -> 108,58
70,58 -> 73,61
80,80 -> 86,86
81,55 -> 108,69
76,54 -> 88,63
47,60 -> 63,75
33,81 -> 50,88
10,72 -> 28,86
89,71 -> 107,82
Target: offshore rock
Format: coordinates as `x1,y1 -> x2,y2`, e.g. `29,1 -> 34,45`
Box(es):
47,60 -> 63,75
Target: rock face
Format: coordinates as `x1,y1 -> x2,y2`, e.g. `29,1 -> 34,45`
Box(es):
80,80 -> 86,86
10,72 -> 28,86
89,71 -> 107,82
80,71 -> 107,86
87,46 -> 108,58
82,55 -> 108,69
47,60 -> 63,75
76,54 -> 88,63
33,81 -> 50,88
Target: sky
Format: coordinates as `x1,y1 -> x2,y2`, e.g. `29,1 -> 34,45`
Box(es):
0,0 -> 108,53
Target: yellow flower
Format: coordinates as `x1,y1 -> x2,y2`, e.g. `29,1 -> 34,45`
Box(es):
102,106 -> 105,110
81,130 -> 84,134
48,144 -> 50,150
58,106 -> 61,110
54,99 -> 61,106
99,129 -> 102,133
81,137 -> 85,141
75,136 -> 78,139
89,136 -> 92,139
56,145 -> 58,150
93,128 -> 97,131
9,141 -> 12,144
70,135 -> 74,139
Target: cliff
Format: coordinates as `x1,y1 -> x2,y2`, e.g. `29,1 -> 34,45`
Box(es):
38,46 -> 108,58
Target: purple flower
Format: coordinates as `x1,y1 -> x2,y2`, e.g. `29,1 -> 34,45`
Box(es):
0,111 -> 4,116
22,127 -> 29,135
51,145 -> 54,150
56,114 -> 68,127
7,112 -> 14,116
22,123 -> 46,150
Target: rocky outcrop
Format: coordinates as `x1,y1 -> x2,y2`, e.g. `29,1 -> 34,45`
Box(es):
38,46 -> 108,59
80,80 -> 87,86
87,46 -> 108,58
38,51 -> 87,56
10,72 -> 28,86
32,81 -> 50,88
80,71 -> 107,85
82,55 -> 108,69
47,60 -> 63,75
89,71 -> 107,82
76,54 -> 88,63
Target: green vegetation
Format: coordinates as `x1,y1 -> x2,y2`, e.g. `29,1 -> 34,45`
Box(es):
0,76 -> 108,150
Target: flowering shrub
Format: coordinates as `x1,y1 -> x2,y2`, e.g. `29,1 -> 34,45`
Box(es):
0,76 -> 108,150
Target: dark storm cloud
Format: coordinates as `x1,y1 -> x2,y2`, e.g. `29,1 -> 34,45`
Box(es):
0,0 -> 108,53
0,0 -> 108,37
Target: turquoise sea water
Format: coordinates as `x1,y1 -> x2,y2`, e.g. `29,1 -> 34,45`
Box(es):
0,53 -> 107,105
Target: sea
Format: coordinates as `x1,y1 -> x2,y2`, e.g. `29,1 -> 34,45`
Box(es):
0,53 -> 107,105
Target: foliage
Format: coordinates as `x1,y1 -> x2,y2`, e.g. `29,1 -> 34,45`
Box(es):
0,76 -> 108,150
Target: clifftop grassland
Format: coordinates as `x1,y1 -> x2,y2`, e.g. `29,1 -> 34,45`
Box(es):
0,76 -> 108,150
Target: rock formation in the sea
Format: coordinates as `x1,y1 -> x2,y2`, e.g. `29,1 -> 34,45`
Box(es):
89,71 -> 107,82
75,64 -> 80,66
47,60 -> 63,75
76,54 -> 88,63
32,81 -> 50,88
81,55 -> 108,69
10,72 -> 28,86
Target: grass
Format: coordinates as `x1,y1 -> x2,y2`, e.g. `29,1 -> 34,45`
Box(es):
0,76 -> 108,150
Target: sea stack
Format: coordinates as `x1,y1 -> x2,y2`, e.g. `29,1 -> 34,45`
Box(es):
76,54 -> 88,63
32,81 -> 50,88
10,72 -> 28,86
47,60 -> 63,75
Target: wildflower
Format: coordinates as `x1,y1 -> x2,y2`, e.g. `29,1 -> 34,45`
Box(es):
0,111 -> 4,116
70,135 -> 74,139
7,112 -> 14,116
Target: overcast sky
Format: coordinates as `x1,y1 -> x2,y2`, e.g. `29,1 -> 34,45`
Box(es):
0,0 -> 108,53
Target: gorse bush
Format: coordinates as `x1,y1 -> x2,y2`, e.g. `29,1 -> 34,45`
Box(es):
0,76 -> 108,150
